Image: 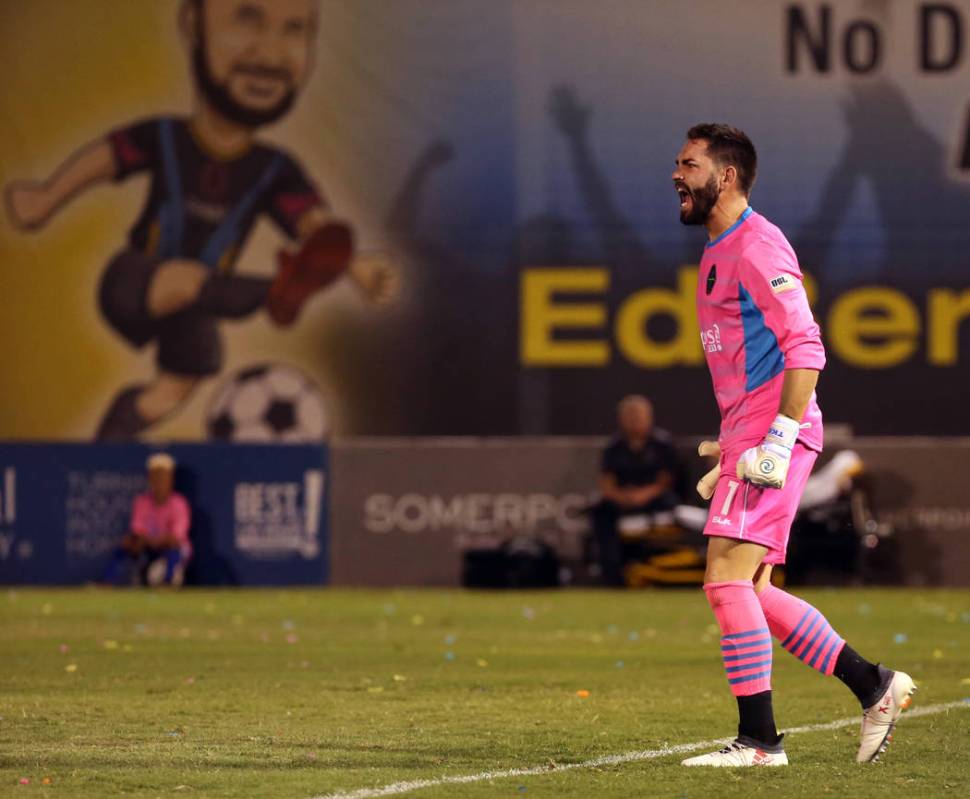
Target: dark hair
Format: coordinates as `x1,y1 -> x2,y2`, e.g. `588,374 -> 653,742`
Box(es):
686,123 -> 758,196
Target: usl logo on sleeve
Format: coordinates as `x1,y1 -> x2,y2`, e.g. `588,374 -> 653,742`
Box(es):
769,274 -> 797,293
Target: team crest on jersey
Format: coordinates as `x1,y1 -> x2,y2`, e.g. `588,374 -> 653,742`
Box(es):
706,264 -> 717,295
769,274 -> 797,294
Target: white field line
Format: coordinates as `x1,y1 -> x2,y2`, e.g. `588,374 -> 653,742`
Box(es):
310,699 -> 970,799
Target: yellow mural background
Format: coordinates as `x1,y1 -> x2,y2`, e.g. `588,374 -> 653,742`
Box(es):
0,0 -> 415,440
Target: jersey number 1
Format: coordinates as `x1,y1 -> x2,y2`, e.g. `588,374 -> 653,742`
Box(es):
720,480 -> 741,517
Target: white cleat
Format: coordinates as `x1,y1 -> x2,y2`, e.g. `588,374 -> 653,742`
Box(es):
857,668 -> 917,763
682,737 -> 788,767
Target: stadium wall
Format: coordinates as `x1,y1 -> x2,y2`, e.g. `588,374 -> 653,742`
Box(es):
0,444 -> 329,586
2,438 -> 968,587
329,438 -> 970,588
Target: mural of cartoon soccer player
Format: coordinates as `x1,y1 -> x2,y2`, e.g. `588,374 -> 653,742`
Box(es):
3,0 -> 397,440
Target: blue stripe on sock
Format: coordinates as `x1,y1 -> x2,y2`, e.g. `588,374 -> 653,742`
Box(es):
723,647 -> 773,663
784,610 -> 821,653
722,626 -> 770,641
728,670 -> 772,685
780,607 -> 814,648
806,628 -> 836,669
819,636 -> 844,675
796,618 -> 831,660
725,658 -> 772,675
721,636 -> 771,651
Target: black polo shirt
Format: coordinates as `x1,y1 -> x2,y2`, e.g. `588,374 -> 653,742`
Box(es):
601,431 -> 677,487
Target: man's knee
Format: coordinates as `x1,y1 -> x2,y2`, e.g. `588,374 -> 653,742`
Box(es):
147,259 -> 208,318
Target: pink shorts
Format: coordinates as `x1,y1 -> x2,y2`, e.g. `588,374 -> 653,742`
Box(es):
703,443 -> 818,565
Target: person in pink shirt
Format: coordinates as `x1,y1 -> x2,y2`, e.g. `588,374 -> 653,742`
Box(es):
103,453 -> 192,586
672,124 -> 914,767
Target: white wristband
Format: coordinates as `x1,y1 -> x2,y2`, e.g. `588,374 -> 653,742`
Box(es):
764,414 -> 800,451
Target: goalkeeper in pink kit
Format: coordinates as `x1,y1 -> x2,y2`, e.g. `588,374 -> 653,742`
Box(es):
673,124 -> 915,767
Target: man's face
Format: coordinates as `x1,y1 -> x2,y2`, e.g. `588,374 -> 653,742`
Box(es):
619,401 -> 653,440
148,467 -> 174,503
672,139 -> 722,226
191,0 -> 318,128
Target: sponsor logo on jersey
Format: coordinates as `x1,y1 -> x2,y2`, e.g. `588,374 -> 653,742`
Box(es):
711,515 -> 733,526
700,323 -> 722,353
769,274 -> 797,294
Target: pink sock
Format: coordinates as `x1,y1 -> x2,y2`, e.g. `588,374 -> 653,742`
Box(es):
757,583 -> 845,676
704,580 -> 772,696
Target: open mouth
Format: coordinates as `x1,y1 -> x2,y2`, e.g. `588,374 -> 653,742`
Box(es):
241,76 -> 286,99
676,185 -> 692,211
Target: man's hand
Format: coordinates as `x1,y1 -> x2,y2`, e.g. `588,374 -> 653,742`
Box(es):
625,484 -> 661,507
696,440 -> 721,500
349,252 -> 401,307
736,414 -> 800,489
4,180 -> 53,231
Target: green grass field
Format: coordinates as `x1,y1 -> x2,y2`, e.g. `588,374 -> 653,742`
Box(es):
2,587 -> 969,798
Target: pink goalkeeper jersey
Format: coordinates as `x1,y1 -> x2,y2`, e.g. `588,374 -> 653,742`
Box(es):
131,492 -> 192,557
696,208 -> 825,465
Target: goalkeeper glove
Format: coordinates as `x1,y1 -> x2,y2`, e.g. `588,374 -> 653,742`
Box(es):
696,440 -> 721,500
736,414 -> 801,489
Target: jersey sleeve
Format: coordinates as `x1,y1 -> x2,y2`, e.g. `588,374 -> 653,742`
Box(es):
108,118 -> 158,181
737,238 -> 826,371
267,153 -> 327,240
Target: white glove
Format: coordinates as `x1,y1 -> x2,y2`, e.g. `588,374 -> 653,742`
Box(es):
736,414 -> 801,489
696,440 -> 721,500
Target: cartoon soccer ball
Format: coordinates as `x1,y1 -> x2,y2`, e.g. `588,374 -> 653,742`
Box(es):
206,363 -> 329,442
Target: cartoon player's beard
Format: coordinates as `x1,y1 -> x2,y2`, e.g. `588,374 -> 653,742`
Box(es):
191,42 -> 297,129
679,175 -> 721,226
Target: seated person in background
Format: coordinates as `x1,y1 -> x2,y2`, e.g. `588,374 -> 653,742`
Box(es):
103,453 -> 192,586
592,395 -> 680,586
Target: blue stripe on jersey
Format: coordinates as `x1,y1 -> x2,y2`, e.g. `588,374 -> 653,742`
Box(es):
738,280 -> 785,392
157,118 -> 184,258
199,153 -> 285,269
705,206 -> 753,249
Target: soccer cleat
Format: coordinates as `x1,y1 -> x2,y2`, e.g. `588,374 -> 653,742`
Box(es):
266,223 -> 353,326
682,736 -> 788,767
856,667 -> 916,763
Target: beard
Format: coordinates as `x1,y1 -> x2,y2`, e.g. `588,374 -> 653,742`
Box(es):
679,174 -> 721,226
191,38 -> 297,129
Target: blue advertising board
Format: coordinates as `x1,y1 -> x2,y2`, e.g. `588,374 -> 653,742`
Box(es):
0,444 -> 329,585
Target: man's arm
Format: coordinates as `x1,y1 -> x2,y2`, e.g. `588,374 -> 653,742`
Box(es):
4,138 -> 116,231
736,242 -> 825,488
779,367 -> 819,422
600,470 -> 672,507
624,470 -> 673,506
